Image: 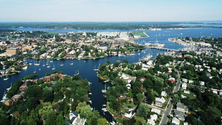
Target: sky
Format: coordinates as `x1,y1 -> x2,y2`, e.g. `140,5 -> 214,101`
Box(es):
0,0 -> 222,22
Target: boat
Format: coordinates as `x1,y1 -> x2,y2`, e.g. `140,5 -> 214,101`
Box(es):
60,64 -> 64,66
39,68 -> 41,70
3,76 -> 9,81
89,93 -> 92,95
0,91 -> 7,103
52,65 -> 55,70
50,60 -> 53,63
34,60 -> 40,66
6,83 -> 12,91
22,66 -> 28,70
33,70 -> 36,73
47,65 -> 50,68
70,63 -> 73,65
29,63 -> 32,65
88,100 -> 92,104
43,64 -> 45,67
138,53 -> 140,55
102,108 -> 108,112
94,69 -> 99,71
101,84 -> 107,93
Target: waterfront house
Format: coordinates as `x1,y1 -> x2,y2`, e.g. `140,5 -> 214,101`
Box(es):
4,99 -> 14,106
11,94 -> 22,102
19,83 -> 28,91
69,111 -> 86,125
118,96 -> 133,102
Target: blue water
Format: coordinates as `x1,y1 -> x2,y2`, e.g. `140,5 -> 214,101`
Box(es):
1,27 -> 222,122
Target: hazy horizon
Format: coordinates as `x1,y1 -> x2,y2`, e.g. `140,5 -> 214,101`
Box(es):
0,0 -> 222,22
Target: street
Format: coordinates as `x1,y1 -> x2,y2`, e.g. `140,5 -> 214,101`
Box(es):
160,68 -> 181,125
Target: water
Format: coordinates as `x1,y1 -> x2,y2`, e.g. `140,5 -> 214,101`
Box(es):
1,27 -> 222,122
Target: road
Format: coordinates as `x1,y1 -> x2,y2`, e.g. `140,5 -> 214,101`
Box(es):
160,68 -> 181,125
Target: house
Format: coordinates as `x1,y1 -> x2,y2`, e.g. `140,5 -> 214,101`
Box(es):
182,78 -> 187,83
118,96 -> 133,101
200,81 -> 205,86
11,94 -> 22,102
174,110 -> 186,121
172,117 -> 180,125
4,99 -> 14,106
147,114 -> 158,125
161,91 -> 167,97
176,102 -> 188,113
151,108 -> 161,115
155,97 -> 166,107
69,111 -> 86,125
10,111 -> 21,118
140,77 -> 146,83
168,77 -> 175,83
181,83 -> 187,89
189,80 -> 194,84
19,83 -> 28,91
124,111 -> 135,119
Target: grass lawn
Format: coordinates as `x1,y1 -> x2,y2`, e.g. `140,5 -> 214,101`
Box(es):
132,32 -> 147,37
183,92 -> 196,99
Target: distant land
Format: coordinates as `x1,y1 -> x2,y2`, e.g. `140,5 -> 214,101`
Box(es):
0,22 -> 221,30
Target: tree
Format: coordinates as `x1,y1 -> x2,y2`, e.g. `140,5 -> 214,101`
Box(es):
76,102 -> 87,113
80,105 -> 93,119
56,113 -> 64,125
38,102 -> 53,119
97,118 -> 108,125
146,93 -> 154,104
135,93 -> 143,105
137,104 -> 150,118
45,111 -> 56,125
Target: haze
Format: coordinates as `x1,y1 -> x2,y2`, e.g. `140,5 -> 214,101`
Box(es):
0,0 -> 222,22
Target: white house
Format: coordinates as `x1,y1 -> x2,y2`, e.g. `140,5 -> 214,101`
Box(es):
69,111 -> 86,125
200,81 -> 205,86
151,108 -> 161,115
182,83 -> 187,89
161,91 -> 167,97
172,117 -> 180,125
155,97 -> 166,107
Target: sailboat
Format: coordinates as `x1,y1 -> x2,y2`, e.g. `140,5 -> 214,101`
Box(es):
3,75 -> 9,81
101,84 -> 107,93
6,83 -> 12,91
34,60 -> 40,66
47,64 -> 50,68
52,65 -> 55,70
33,69 -> 36,73
22,65 -> 28,70
75,70 -> 79,75
39,68 -> 41,70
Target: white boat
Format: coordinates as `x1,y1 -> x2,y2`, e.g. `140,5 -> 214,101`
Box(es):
60,64 -> 63,66
33,70 -> 36,73
6,83 -> 12,91
43,64 -> 45,67
47,65 -> 50,68
102,108 -> 107,112
22,66 -> 28,70
3,76 -> 9,81
1,91 -> 7,103
50,60 -> 53,63
94,69 -> 99,71
101,84 -> 107,93
52,65 -> 55,70
29,63 -> 32,65
34,60 -> 40,66
39,68 -> 41,70
70,63 -> 73,65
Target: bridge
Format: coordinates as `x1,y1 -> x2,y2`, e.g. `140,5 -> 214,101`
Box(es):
146,47 -> 178,52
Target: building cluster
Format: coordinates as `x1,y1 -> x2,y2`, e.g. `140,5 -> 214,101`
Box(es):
4,73 -> 67,106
